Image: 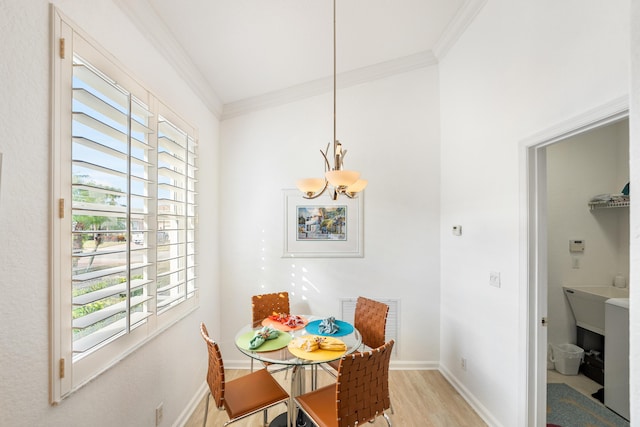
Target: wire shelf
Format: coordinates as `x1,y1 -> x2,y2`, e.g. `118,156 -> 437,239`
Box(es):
588,199 -> 630,210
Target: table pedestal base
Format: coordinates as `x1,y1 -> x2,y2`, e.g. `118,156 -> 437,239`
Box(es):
269,411 -> 312,427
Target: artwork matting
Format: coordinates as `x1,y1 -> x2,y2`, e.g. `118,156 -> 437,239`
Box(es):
283,189 -> 364,258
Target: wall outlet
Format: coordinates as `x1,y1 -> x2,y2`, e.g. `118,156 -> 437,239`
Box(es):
461,357 -> 467,371
155,402 -> 163,426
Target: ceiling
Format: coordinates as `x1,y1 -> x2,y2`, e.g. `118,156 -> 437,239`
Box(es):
117,0 -> 480,117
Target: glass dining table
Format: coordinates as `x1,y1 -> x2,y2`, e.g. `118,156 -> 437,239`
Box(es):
234,315 -> 362,427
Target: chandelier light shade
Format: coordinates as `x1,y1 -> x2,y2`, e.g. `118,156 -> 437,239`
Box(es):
296,178 -> 327,196
325,170 -> 360,187
346,178 -> 368,194
295,0 -> 367,200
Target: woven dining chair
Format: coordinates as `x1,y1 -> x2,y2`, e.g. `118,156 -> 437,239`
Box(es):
252,291 -> 290,327
250,291 -> 291,373
295,340 -> 395,427
320,296 -> 394,412
326,296 -> 389,373
200,323 -> 289,427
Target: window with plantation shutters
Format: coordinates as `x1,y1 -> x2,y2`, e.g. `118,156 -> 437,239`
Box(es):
51,9 -> 198,402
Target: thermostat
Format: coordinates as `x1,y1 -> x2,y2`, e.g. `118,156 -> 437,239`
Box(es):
569,240 -> 585,253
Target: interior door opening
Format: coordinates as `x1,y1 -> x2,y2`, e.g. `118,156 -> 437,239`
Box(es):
524,98 -> 629,427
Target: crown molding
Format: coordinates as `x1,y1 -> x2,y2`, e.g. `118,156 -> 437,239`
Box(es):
114,0 -> 483,120
222,0 -> 489,120
114,0 -> 224,119
222,50 -> 438,120
433,0 -> 488,61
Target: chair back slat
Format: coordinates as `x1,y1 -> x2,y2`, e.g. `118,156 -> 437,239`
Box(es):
200,323 -> 225,408
336,340 -> 394,426
251,291 -> 290,327
354,297 -> 389,349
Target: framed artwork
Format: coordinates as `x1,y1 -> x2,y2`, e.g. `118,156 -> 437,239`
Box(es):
283,189 -> 364,258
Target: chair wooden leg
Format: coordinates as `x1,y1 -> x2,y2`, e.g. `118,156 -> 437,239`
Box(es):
203,392 -> 211,427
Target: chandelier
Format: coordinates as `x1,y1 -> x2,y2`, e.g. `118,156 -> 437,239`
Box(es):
295,0 -> 367,200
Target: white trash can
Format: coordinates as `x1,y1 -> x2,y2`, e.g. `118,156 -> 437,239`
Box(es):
550,343 -> 584,375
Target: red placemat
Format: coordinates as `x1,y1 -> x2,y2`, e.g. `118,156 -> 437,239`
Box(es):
262,314 -> 308,331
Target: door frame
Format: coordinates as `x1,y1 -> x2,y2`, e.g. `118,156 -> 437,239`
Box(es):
521,96 -> 628,426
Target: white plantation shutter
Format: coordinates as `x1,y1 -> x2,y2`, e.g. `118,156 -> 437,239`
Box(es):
156,117 -> 198,312
71,58 -> 155,354
51,11 -> 198,401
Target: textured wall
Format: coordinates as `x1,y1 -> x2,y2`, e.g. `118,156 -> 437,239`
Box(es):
0,1 -> 220,425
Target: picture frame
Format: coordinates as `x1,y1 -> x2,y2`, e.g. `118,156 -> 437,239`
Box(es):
283,189 -> 364,258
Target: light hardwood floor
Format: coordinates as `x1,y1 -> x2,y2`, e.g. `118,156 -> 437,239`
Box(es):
184,369 -> 487,427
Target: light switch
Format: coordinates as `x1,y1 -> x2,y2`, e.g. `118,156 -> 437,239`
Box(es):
489,271 -> 501,288
452,225 -> 462,236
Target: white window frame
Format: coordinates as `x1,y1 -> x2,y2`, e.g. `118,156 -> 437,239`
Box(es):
50,7 -> 199,403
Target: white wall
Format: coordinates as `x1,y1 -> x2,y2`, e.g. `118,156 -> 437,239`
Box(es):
0,1 -> 219,426
219,67 -> 441,367
629,0 -> 640,422
547,121 -> 629,348
438,0 -> 630,425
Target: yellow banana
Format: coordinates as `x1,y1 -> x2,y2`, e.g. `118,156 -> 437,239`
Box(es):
318,336 -> 346,351
291,336 -> 346,352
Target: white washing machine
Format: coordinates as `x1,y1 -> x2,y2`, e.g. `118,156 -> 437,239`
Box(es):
604,297 -> 629,421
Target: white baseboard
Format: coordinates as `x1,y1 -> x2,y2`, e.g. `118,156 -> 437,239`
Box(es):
224,358 -> 440,370
390,360 -> 439,370
439,364 -> 502,427
173,382 -> 208,427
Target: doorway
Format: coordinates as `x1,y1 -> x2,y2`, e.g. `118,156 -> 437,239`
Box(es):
545,117 -> 629,402
524,98 -> 628,426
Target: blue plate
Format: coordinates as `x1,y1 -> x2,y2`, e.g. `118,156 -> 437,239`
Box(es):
305,319 -> 354,337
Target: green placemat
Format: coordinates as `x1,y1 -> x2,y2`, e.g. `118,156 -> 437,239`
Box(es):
236,330 -> 292,352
